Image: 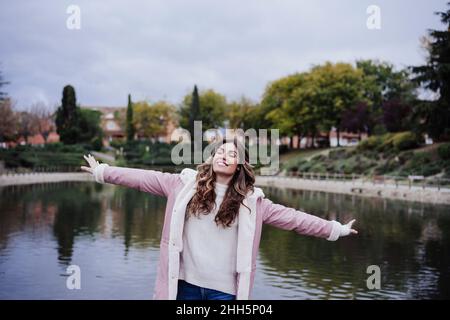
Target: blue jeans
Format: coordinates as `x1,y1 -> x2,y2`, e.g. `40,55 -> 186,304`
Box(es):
176,280 -> 236,300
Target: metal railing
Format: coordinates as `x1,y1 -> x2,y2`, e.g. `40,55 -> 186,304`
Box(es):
0,166 -> 82,176
0,164 -> 186,176
2,166 -> 449,191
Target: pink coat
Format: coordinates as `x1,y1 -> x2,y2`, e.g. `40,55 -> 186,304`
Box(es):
99,165 -> 341,300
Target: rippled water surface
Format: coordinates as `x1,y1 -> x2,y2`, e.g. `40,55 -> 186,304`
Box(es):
1,181 -> 449,299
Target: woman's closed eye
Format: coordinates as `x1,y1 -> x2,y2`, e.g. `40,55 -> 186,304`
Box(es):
216,148 -> 236,158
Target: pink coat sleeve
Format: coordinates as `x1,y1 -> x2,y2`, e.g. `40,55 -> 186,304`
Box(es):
103,166 -> 181,197
260,197 -> 335,239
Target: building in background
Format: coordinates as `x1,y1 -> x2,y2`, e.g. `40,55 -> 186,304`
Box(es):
81,106 -> 125,147
81,105 -> 179,146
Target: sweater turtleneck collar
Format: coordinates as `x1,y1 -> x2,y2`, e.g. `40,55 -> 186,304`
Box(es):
215,181 -> 229,196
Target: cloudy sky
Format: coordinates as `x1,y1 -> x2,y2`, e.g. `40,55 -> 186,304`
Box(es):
0,0 -> 446,109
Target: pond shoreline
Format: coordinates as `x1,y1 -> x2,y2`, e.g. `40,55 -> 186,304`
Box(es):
0,172 -> 94,187
256,176 -> 450,205
1,172 -> 449,205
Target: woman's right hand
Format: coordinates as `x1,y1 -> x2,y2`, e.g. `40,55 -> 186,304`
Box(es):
81,154 -> 100,174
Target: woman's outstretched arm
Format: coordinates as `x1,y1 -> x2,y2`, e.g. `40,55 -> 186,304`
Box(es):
260,197 -> 357,241
81,154 -> 180,197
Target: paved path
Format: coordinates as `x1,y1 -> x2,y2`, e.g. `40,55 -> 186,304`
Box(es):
256,176 -> 450,205
0,172 -> 93,187
1,171 -> 449,205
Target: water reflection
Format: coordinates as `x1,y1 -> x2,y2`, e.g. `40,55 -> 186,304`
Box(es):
0,182 -> 449,299
257,187 -> 450,299
0,182 -> 167,299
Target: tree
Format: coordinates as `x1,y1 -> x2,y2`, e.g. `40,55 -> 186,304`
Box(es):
227,96 -> 261,130
133,101 -> 176,140
55,85 -> 80,144
411,3 -> 450,141
179,87 -> 227,133
188,85 -> 200,142
55,85 -> 103,146
30,101 -> 56,143
0,99 -> 18,143
357,59 -> 418,135
261,73 -> 309,148
78,108 -> 103,147
261,63 -> 368,148
17,110 -> 39,144
304,62 -> 366,147
340,102 -> 371,140
126,94 -> 135,142
381,99 -> 413,132
0,65 -> 9,102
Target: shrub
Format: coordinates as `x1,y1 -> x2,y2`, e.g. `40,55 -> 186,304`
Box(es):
289,166 -> 298,172
298,160 -> 313,172
399,151 -> 414,164
401,152 -> 441,176
421,163 -> 442,176
309,163 -> 327,173
438,143 -> 450,160
110,139 -> 125,150
279,144 -> 289,154
378,133 -> 395,151
392,132 -> 419,151
328,149 -> 347,160
372,124 -> 388,135
311,154 -> 326,161
357,136 -> 382,151
407,152 -> 431,167
363,132 -> 419,153
284,158 -> 307,172
91,137 -> 103,151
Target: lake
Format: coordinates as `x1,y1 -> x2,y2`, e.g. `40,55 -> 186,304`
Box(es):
0,181 -> 449,299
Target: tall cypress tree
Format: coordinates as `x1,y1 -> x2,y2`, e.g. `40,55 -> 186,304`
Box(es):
0,67 -> 9,102
411,3 -> 450,141
55,85 -> 80,144
189,85 -> 200,143
126,94 -> 135,142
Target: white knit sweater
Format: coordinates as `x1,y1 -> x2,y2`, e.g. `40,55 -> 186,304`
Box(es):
179,182 -> 238,295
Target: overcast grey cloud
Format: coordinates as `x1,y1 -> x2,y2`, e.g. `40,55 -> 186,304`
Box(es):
0,0 -> 446,109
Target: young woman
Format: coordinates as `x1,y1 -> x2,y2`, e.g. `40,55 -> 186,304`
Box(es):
81,138 -> 357,300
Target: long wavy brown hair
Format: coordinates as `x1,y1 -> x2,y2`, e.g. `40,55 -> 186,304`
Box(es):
186,137 -> 256,228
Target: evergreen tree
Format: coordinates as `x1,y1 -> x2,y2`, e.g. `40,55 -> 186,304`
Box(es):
126,94 -> 135,142
55,85 -> 102,146
411,3 -> 450,141
189,85 -> 200,142
55,85 -> 80,144
0,67 -> 9,102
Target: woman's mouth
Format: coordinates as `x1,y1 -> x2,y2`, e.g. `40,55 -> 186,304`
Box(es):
216,161 -> 228,167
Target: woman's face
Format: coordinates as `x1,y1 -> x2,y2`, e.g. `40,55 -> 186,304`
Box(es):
212,142 -> 239,176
